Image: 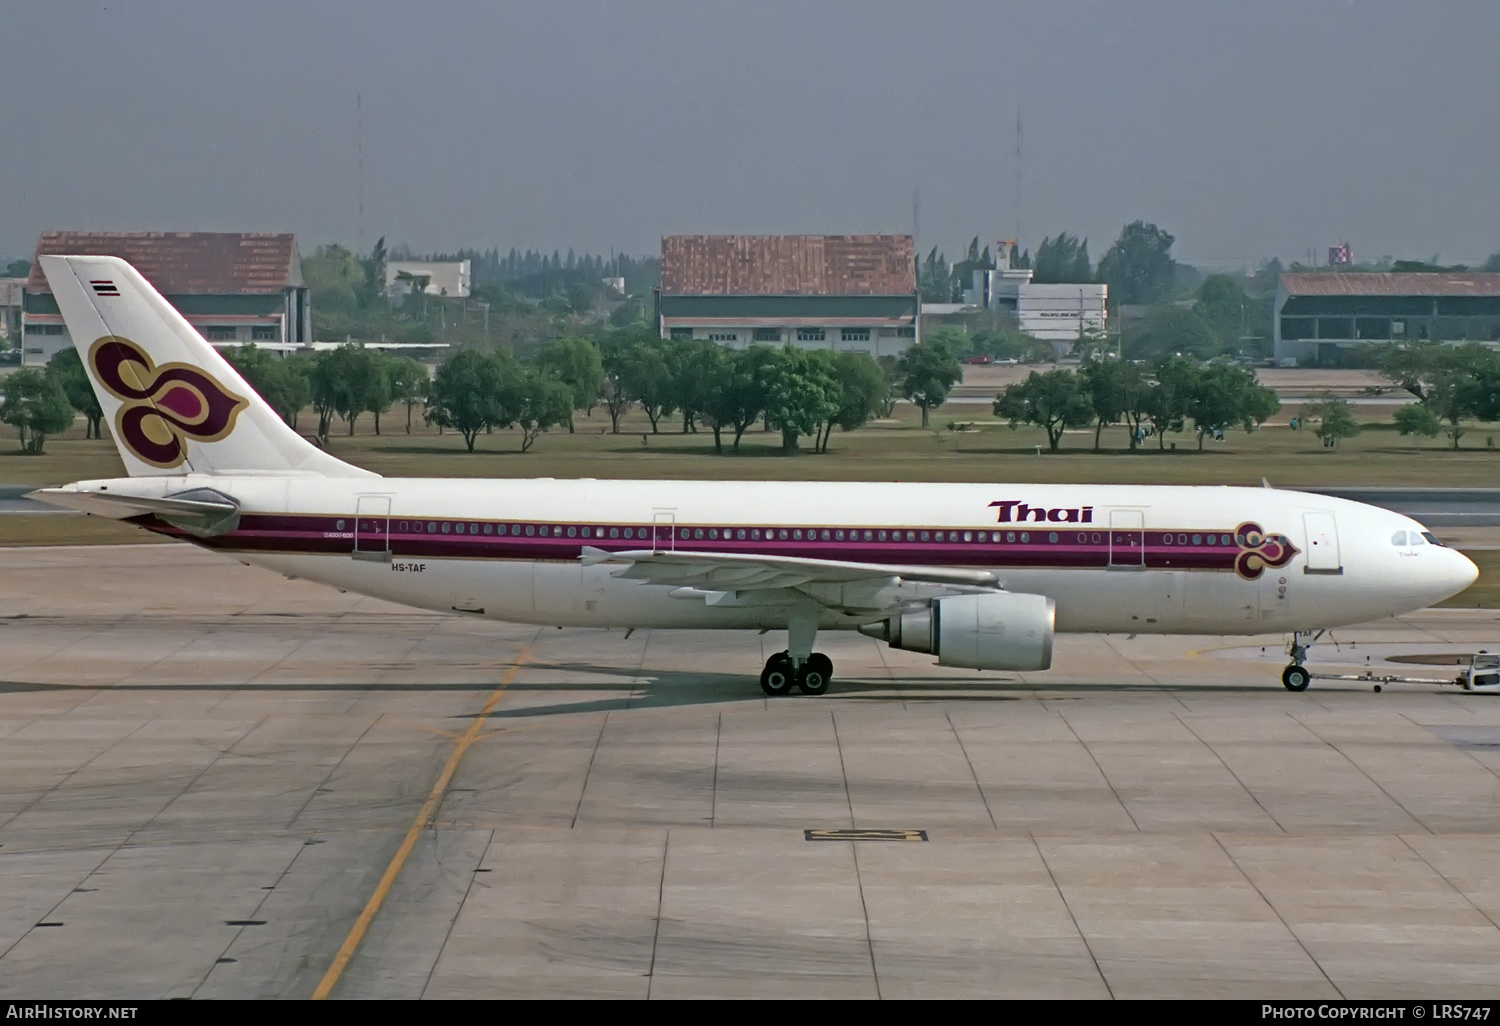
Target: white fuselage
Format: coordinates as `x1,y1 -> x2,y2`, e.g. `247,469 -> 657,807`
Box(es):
75,476 -> 1478,637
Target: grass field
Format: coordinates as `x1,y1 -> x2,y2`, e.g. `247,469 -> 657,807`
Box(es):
2,399 -> 1497,606
3,398 -> 1498,490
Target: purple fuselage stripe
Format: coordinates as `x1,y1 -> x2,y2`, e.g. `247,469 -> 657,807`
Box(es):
138,512 -> 1278,573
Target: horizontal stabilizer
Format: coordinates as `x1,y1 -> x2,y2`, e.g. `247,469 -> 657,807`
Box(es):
27,487 -> 241,537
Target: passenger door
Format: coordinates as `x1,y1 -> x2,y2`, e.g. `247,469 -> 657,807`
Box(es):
353,495 -> 391,561
1303,512 -> 1342,575
1108,510 -> 1144,569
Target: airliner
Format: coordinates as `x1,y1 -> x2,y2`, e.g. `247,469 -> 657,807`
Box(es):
29,255 -> 1479,696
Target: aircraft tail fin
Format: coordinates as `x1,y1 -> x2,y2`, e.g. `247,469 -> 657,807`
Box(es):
38,254 -> 374,479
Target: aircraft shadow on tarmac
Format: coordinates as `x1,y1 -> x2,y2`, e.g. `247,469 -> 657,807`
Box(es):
0,661 -> 1284,718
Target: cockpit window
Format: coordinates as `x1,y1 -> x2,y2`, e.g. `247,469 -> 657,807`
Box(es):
1421,531 -> 1442,547
1391,531 -> 1408,546
1410,532 -> 1426,546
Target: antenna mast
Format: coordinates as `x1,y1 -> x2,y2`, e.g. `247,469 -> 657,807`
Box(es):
356,92 -> 365,252
1014,105 -> 1023,251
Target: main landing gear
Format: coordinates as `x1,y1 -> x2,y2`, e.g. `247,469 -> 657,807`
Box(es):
760,651 -> 833,696
760,602 -> 833,696
1281,630 -> 1324,692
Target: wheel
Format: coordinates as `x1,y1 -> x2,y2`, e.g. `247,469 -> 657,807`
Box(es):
797,653 -> 833,696
760,652 -> 795,696
1282,664 -> 1310,692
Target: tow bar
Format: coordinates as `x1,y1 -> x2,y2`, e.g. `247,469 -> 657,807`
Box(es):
1304,652 -> 1500,693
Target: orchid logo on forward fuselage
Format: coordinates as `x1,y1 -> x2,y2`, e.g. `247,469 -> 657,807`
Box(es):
89,336 -> 249,469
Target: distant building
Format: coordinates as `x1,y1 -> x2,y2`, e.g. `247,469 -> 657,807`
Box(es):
966,248 -> 1107,352
1274,272 -> 1500,364
656,235 -> 919,357
385,260 -> 471,299
22,232 -> 310,367
0,277 -> 23,345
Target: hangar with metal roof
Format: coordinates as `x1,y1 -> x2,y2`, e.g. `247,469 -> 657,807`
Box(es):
21,231 -> 310,367
656,234 -> 920,357
1274,272 -> 1500,364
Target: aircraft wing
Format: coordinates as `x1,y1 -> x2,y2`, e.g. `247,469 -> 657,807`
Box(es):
579,546 -> 998,590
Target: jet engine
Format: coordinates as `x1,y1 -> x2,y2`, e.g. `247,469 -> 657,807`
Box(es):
859,592 -> 1055,671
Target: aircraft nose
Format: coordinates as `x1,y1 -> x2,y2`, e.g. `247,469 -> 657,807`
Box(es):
1454,550 -> 1480,593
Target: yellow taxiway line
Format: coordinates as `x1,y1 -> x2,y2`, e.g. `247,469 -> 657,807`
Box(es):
311,648 -> 532,1000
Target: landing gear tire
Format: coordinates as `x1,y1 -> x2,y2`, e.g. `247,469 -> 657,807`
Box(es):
797,653 -> 834,696
1282,664 -> 1311,692
761,652 -> 795,697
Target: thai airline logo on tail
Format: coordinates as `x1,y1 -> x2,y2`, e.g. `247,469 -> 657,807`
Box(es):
89,335 -> 249,468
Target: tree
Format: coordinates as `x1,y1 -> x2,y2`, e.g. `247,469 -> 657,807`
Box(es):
665,339 -> 721,433
1381,342 -> 1495,448
918,247 -> 953,303
817,351 -> 889,452
1097,220 -> 1178,306
1143,356 -> 1199,448
535,336 -> 605,432
362,350 -> 394,434
4,259 -> 30,278
1392,402 -> 1443,448
1078,357 -> 1147,451
1304,393 -> 1361,449
47,347 -> 104,439
425,348 -> 510,452
1484,251 -> 1500,273
311,345 -> 387,436
897,337 -> 962,428
700,345 -> 774,453
222,345 -> 310,428
1195,274 -> 1249,345
994,369 -> 1094,452
1185,360 -> 1280,450
1,369 -> 74,454
1125,305 -> 1223,362
387,357 -> 430,434
1032,233 -> 1092,284
618,338 -> 676,433
763,347 -> 839,453
507,372 -> 574,453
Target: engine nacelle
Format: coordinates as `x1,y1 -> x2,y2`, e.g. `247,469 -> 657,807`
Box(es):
859,592 -> 1055,671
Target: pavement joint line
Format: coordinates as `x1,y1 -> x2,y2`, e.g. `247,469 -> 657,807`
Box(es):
1056,709 -> 1141,832
1172,710 -> 1287,833
1031,834 -> 1113,1000
645,830 -> 669,999
1291,713 -> 1433,835
419,827 -> 496,1000
1400,710 -> 1500,782
1211,833 -> 1344,1000
709,711 -> 721,828
946,711 -> 997,830
850,841 -> 881,1000
285,713 -> 385,830
831,710 -> 855,828
0,713 -> 154,833
311,645 -> 533,1001
571,712 -> 609,829
1395,833 -> 1500,935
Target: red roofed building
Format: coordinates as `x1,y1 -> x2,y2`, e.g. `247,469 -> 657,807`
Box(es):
1274,271 -> 1500,365
656,235 -> 920,357
21,231 -> 310,367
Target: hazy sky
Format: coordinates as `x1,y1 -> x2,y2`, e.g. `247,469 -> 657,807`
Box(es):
3,0 -> 1497,269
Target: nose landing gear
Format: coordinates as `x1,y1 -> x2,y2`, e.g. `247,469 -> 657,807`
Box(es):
1281,630 -> 1325,691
